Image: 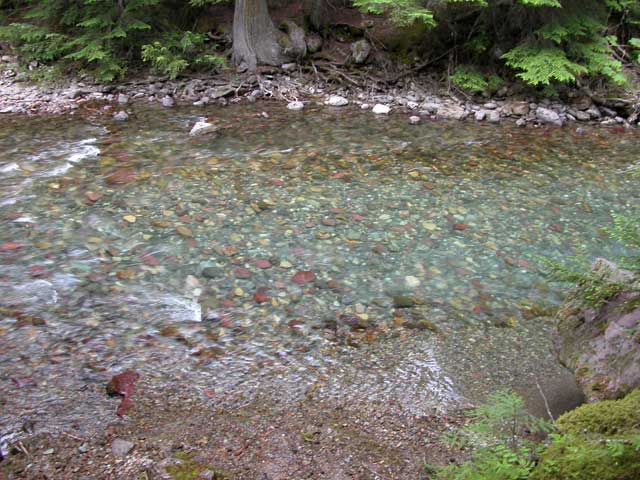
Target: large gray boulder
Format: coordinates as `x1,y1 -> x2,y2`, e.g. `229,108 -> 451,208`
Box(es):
436,104 -> 468,121
536,106 -> 563,126
350,39 -> 371,64
280,20 -> 307,61
555,259 -> 640,401
306,33 -> 323,54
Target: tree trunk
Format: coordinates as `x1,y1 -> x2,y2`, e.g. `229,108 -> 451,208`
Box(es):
309,0 -> 327,32
232,0 -> 287,71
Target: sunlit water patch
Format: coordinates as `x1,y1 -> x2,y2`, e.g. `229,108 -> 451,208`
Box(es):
0,105 -> 638,436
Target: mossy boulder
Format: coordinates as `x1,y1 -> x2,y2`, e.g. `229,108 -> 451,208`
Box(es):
555,259 -> 640,401
556,387 -> 640,435
531,387 -> 640,480
531,433 -> 640,480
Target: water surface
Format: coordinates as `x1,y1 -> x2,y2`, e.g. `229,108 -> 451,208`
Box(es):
1,104 -> 638,441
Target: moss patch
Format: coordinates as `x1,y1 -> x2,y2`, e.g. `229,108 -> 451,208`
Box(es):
531,388 -> 640,480
531,433 -> 640,480
556,387 -> 640,435
165,453 -> 228,480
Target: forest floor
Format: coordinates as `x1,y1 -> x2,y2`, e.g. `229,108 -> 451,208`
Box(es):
1,50 -> 639,129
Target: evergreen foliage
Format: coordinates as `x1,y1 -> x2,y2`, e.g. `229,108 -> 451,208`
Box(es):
351,0 -> 639,89
540,212 -> 639,309
0,0 -> 638,86
141,31 -> 224,79
430,389 -> 640,480
352,0 -> 436,27
433,390 -> 552,480
450,65 -> 503,93
0,0 -> 224,80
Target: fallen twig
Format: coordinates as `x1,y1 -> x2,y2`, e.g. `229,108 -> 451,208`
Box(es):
536,379 -> 555,422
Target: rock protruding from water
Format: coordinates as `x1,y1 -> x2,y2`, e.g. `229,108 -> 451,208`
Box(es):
161,96 -> 175,108
372,104 -> 390,115
287,101 -> 304,111
555,259 -> 640,401
113,111 -> 129,122
189,120 -> 218,136
325,95 -> 348,107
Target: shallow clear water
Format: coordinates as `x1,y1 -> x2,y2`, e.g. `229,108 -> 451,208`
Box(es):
1,104 -> 639,436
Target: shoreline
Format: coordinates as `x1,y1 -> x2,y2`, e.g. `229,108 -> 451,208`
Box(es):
1,70 -> 637,478
2,55 -> 639,129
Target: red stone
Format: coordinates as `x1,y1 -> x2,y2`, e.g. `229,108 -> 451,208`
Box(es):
0,242 -> 22,252
84,191 -> 101,203
453,223 -> 468,231
141,254 -> 160,266
105,169 -> 137,186
235,267 -> 251,279
255,259 -> 272,269
28,265 -> 47,277
292,271 -> 316,285
106,370 -> 139,417
253,288 -> 270,303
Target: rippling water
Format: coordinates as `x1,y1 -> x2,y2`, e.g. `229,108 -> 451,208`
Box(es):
1,104 -> 639,441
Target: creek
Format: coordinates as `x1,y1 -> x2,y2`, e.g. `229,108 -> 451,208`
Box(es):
1,104 -> 638,444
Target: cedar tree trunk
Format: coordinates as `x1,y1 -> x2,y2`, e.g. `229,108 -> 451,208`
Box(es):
232,0 -> 287,70
309,0 -> 327,31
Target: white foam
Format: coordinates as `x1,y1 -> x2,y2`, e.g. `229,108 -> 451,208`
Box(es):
0,162 -> 19,173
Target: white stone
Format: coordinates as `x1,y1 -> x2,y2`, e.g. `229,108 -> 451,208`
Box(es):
536,107 -> 563,126
189,121 -> 218,136
573,110 -> 590,121
360,103 -> 370,110
372,104 -> 390,115
111,439 -> 134,457
113,111 -> 129,122
287,101 -> 304,111
161,96 -> 175,108
325,95 -> 348,107
586,106 -> 601,119
117,94 -> 129,104
405,276 -> 421,288
474,110 -> 487,122
487,110 -> 501,123
193,97 -> 210,107
409,115 -> 421,125
420,101 -> 440,114
437,104 -> 467,121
